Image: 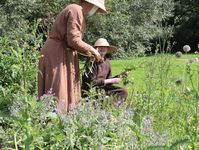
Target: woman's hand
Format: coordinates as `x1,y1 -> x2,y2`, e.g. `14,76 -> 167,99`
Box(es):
90,47 -> 102,62
104,78 -> 121,85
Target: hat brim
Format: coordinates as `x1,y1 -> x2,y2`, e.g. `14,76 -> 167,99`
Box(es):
95,45 -> 117,54
84,0 -> 107,14
107,45 -> 117,54
97,8 -> 107,14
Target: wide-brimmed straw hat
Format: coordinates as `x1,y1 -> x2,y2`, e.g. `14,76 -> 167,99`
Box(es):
76,0 -> 107,13
94,38 -> 117,54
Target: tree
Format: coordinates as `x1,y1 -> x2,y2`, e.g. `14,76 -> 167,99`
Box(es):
85,0 -> 174,57
0,0 -> 175,57
172,0 -> 199,52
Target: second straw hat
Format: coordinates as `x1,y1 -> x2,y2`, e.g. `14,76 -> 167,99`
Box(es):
94,38 -> 117,54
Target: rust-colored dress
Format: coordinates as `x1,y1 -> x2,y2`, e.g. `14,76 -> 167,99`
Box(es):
38,4 -> 92,112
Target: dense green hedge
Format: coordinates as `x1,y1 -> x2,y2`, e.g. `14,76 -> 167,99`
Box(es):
0,0 -> 174,57
172,0 -> 199,52
0,0 -> 198,56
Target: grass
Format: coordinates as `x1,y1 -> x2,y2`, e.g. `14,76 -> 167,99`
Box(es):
77,53 -> 199,149
80,53 -> 199,100
1,52 -> 198,149
110,54 -> 199,90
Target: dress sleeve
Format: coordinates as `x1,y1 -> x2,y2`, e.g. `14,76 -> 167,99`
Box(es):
66,8 -> 92,54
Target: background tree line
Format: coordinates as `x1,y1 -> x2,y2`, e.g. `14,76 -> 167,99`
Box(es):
0,0 -> 198,57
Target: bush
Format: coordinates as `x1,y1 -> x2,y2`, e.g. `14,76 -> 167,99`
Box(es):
86,0 -> 174,57
0,0 -> 174,58
175,51 -> 182,58
0,22 -> 42,115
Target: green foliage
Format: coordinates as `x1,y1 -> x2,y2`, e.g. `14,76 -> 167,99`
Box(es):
0,0 -> 198,149
1,91 -> 142,149
173,0 -> 199,51
0,22 -> 42,115
1,47 -> 198,149
1,0 -> 198,56
86,0 -> 174,57
0,0 -> 175,58
0,0 -> 73,36
110,52 -> 199,149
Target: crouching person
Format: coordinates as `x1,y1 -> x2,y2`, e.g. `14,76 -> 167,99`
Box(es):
81,38 -> 128,105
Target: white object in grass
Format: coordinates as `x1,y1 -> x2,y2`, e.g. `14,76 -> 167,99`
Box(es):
183,45 -> 191,53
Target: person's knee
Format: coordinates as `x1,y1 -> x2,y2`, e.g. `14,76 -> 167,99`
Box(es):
115,88 -> 127,106
120,88 -> 128,100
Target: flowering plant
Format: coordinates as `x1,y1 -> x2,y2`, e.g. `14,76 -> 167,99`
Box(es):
183,45 -> 191,53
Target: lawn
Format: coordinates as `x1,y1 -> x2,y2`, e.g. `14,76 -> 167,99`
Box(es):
1,53 -> 198,149
81,54 -> 199,98
110,54 -> 199,90
79,53 -> 199,149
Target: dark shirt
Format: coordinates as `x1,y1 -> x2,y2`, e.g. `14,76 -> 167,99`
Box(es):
81,58 -> 128,103
81,57 -> 112,93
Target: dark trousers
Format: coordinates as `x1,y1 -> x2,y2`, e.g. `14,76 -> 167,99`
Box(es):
82,85 -> 128,105
98,85 -> 128,105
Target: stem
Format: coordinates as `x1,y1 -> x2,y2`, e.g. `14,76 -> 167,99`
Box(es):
14,132 -> 18,150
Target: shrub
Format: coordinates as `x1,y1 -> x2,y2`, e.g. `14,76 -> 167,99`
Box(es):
175,51 -> 182,58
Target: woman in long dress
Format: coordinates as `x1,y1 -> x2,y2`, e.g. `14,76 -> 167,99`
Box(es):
38,0 -> 107,113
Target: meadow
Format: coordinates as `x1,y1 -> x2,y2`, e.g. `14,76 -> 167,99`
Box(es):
110,54 -> 199,90
1,0 -> 198,148
79,53 -> 199,149
0,34 -> 198,149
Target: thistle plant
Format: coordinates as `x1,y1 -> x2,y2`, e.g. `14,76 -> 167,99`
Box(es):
114,66 -> 135,85
175,51 -> 183,58
183,45 -> 191,55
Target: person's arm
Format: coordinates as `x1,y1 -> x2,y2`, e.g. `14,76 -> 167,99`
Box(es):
66,8 -> 101,61
92,68 -> 120,85
93,78 -> 105,86
104,78 -> 121,85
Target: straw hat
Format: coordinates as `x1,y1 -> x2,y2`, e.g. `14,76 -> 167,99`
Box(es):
76,0 -> 107,13
94,38 -> 117,54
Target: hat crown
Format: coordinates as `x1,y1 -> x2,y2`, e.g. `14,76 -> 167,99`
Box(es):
94,38 -> 117,54
94,38 -> 110,47
85,0 -> 106,13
